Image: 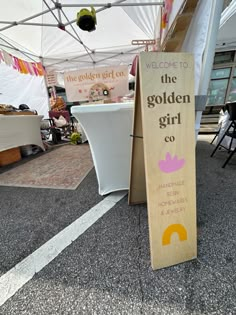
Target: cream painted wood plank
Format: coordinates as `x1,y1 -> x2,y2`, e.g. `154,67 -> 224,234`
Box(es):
139,52 -> 197,270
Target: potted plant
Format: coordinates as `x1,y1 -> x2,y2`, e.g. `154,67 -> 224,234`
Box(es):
70,132 -> 81,145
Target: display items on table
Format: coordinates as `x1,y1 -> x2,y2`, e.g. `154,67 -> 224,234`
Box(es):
0,104 -> 15,113
0,104 -> 37,115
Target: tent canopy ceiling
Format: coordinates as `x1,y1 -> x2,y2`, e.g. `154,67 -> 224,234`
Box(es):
0,0 -> 162,71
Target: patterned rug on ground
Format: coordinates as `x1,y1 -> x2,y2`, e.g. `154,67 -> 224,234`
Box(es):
0,144 -> 94,190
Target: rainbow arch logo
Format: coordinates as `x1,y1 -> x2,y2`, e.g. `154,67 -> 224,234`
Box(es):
162,224 -> 187,245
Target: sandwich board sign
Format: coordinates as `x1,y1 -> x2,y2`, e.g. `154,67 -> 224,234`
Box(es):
129,52 -> 197,270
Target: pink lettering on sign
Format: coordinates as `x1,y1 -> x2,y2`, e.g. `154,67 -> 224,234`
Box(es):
145,61 -> 189,69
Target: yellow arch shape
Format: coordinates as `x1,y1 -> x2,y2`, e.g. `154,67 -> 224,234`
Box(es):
162,224 -> 187,245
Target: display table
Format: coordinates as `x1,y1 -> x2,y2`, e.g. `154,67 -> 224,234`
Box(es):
0,115 -> 45,152
71,103 -> 134,195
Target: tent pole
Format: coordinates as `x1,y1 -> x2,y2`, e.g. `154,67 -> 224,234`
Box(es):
198,0 -> 224,96
1,22 -> 58,27
43,0 -> 60,24
0,43 -> 39,59
0,8 -> 54,32
195,0 -> 224,140
64,0 -> 129,27
42,78 -> 51,116
64,0 -> 127,27
45,46 -> 142,68
0,36 -> 38,62
56,0 -> 62,23
64,29 -> 95,63
62,2 -> 164,8
59,7 -> 94,57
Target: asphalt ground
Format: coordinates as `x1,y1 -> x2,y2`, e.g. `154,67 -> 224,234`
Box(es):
0,135 -> 235,314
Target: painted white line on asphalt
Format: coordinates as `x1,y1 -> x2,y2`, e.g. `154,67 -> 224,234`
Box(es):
0,191 -> 127,307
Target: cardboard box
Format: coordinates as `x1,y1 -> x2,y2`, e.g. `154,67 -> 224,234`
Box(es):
0,147 -> 21,166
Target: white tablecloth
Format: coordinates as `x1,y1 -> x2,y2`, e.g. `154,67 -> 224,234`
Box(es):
0,115 -> 45,152
71,103 -> 134,195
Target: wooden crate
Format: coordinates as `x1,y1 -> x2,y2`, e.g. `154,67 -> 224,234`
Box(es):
0,147 -> 21,166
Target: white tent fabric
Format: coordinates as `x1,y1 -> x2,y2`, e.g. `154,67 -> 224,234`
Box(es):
122,0 -> 161,40
216,0 -> 236,51
0,0 -> 161,71
0,63 -> 49,117
181,0 -> 213,95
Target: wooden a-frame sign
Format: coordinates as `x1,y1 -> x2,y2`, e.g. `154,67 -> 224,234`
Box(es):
129,52 -> 197,270
128,61 -> 146,205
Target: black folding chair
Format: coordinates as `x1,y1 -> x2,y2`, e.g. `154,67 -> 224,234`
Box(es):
210,102 -> 236,168
210,108 -> 225,145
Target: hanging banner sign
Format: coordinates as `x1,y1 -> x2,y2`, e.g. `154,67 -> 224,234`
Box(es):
64,65 -> 129,102
0,49 -> 45,76
133,52 -> 196,270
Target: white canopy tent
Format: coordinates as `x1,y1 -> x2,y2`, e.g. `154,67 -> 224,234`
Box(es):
0,0 -> 162,117
216,0 -> 236,51
0,0 -> 224,121
0,0 -> 162,70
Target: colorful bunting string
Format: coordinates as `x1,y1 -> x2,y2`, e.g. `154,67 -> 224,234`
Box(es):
0,49 -> 45,76
161,0 -> 174,29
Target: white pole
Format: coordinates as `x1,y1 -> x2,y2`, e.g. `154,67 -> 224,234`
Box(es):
198,0 -> 224,95
196,0 -> 224,140
62,2 -> 164,8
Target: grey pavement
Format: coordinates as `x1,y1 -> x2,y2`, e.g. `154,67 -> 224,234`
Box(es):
0,136 -> 236,315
